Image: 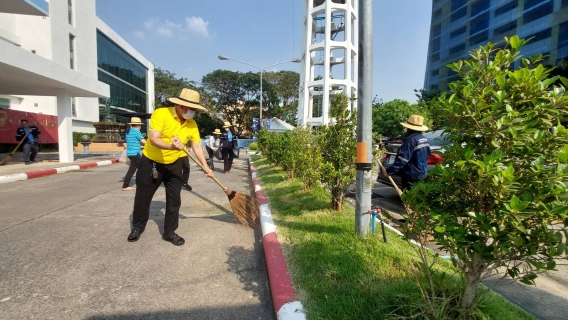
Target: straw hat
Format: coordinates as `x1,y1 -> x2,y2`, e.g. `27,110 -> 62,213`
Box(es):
128,117 -> 144,125
222,121 -> 231,128
212,129 -> 222,135
167,88 -> 206,110
401,115 -> 429,131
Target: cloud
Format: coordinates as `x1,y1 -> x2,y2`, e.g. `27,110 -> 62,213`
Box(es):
142,16 -> 210,40
185,16 -> 209,37
133,31 -> 145,39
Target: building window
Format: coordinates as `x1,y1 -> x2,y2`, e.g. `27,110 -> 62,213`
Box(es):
494,0 -> 518,17
432,24 -> 441,38
494,21 -> 517,37
431,38 -> 440,53
451,7 -> 467,22
449,43 -> 466,55
526,28 -> 551,44
0,98 -> 9,108
471,0 -> 490,17
430,52 -> 440,62
431,69 -> 440,77
433,8 -> 442,21
69,34 -> 75,69
470,12 -> 489,35
470,30 -> 488,47
523,1 -> 553,24
559,22 -> 568,49
68,0 -> 73,25
524,0 -> 547,10
563,0 -> 568,9
450,26 -> 467,39
71,97 -> 77,117
452,0 -> 467,11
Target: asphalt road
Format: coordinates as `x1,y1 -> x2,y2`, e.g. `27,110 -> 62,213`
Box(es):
356,181 -> 568,320
0,158 -> 274,319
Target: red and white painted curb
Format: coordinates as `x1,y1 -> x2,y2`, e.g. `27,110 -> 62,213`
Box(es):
249,158 -> 305,320
0,158 -> 120,184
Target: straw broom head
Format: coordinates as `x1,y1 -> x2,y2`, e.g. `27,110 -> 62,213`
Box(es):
225,189 -> 260,229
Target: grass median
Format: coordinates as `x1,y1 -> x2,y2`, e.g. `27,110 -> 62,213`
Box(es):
252,156 -> 534,320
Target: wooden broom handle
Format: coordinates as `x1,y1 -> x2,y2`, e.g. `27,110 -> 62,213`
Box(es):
181,147 -> 228,191
374,155 -> 403,197
10,131 -> 31,155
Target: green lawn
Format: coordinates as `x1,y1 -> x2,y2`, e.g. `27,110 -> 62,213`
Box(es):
252,156 -> 534,320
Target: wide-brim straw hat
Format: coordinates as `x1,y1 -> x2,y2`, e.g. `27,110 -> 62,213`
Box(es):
212,129 -> 222,135
128,117 -> 144,125
167,88 -> 206,110
222,121 -> 231,128
401,115 -> 429,131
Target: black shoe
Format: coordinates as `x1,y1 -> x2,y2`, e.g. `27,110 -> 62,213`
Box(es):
183,183 -> 192,191
162,233 -> 185,246
127,229 -> 143,242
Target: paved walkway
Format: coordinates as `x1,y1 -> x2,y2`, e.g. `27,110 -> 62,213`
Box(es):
0,152 -> 274,319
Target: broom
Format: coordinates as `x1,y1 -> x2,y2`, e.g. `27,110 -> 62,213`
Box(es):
182,147 -> 260,228
0,131 -> 31,166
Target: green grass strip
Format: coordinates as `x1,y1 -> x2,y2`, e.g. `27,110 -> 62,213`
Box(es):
252,156 -> 534,320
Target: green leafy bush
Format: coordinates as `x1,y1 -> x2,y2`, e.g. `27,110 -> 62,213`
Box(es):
403,36 -> 568,311
247,142 -> 258,151
72,132 -> 96,146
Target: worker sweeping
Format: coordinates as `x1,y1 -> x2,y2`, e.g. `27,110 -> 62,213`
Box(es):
127,88 -> 213,246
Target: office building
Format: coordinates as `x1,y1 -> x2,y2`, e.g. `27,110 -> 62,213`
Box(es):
0,0 -> 154,162
425,0 -> 568,92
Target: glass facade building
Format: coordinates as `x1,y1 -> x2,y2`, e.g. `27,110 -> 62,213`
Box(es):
425,0 -> 568,92
96,30 -> 148,122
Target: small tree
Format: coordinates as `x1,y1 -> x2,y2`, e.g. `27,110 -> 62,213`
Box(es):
372,99 -> 431,140
318,94 -> 357,210
403,36 -> 568,310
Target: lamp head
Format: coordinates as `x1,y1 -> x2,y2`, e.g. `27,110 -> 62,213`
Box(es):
218,55 -> 230,60
291,58 -> 302,63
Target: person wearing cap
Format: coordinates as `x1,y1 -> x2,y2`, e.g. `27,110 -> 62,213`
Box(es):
384,115 -> 431,190
206,129 -> 221,170
127,88 -> 214,246
219,121 -> 234,174
122,117 -> 147,191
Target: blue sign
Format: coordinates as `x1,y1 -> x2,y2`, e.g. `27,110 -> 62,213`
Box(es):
266,118 -> 271,129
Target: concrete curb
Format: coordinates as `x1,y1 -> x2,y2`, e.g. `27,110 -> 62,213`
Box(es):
249,158 -> 306,320
0,158 -> 120,184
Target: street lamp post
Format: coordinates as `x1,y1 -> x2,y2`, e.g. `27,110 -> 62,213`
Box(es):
218,55 -> 301,120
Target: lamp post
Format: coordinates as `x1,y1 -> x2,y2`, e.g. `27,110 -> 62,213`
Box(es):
218,55 -> 302,120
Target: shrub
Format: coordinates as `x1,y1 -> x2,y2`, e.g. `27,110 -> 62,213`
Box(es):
248,142 -> 258,151
72,132 -> 96,146
403,36 -> 568,311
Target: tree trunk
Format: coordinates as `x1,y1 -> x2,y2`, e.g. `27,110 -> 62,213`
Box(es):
461,274 -> 480,310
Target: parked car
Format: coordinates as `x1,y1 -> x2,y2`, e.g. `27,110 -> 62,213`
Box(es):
376,130 -> 449,189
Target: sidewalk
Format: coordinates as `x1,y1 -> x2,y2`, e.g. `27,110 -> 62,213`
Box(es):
0,152 -> 274,319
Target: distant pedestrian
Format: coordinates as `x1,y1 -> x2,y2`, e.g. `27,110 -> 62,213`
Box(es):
15,119 -> 41,165
122,117 -> 146,191
127,88 -> 213,246
206,129 -> 221,170
220,121 -> 234,174
384,115 -> 431,190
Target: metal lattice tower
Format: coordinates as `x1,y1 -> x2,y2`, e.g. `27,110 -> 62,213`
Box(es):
298,0 -> 358,127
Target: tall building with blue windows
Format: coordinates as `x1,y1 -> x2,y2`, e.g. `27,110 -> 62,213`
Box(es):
425,0 -> 568,92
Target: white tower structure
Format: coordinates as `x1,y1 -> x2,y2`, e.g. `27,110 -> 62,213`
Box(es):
298,0 -> 358,127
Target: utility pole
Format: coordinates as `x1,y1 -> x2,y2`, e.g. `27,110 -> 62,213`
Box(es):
355,0 -> 373,236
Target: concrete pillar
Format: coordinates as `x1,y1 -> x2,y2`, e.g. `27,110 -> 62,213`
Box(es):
56,89 -> 74,163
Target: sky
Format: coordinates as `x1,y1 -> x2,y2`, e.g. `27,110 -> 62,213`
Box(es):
96,0 -> 432,103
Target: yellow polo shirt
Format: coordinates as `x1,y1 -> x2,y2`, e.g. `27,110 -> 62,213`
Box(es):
143,107 -> 201,164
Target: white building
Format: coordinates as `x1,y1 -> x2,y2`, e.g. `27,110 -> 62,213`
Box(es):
297,0 -> 358,127
0,0 -> 154,162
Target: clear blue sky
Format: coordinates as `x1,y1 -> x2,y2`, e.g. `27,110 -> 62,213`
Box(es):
96,0 -> 431,103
